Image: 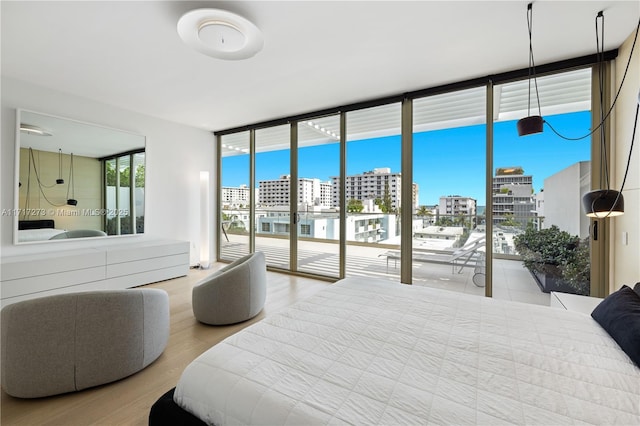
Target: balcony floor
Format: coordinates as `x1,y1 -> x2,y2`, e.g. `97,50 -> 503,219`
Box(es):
220,235 -> 549,306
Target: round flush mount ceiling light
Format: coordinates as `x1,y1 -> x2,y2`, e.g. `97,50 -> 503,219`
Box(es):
177,9 -> 263,60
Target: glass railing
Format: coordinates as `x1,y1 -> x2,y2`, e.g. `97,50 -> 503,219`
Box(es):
221,209 -> 554,254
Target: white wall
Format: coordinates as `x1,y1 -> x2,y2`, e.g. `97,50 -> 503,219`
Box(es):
612,30 -> 640,291
1,77 -> 215,265
543,161 -> 590,238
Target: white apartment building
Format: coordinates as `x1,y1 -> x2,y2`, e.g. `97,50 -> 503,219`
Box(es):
258,175 -> 332,207
221,185 -> 249,207
331,168 -> 402,211
438,195 -> 476,217
257,212 -> 397,243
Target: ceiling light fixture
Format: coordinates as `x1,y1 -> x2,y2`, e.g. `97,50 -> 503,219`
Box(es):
304,121 -> 340,141
20,123 -> 52,136
581,13 -> 639,218
66,153 -> 77,206
177,9 -> 263,60
517,3 -> 544,137
56,148 -> 64,184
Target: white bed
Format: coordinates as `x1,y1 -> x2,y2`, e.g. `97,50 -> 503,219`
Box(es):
174,276 -> 640,425
17,228 -> 66,242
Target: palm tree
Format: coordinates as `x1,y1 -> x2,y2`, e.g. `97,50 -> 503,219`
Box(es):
416,205 -> 430,216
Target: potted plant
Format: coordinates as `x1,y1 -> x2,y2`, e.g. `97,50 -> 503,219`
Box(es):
513,225 -> 589,295
560,237 -> 590,295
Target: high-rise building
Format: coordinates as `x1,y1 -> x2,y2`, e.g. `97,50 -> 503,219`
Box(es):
492,167 -> 535,225
331,168 -> 403,211
258,175 -> 332,207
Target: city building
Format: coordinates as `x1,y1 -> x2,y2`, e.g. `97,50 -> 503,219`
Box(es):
492,167 -> 536,226
258,175 -> 332,207
257,211 -> 396,243
438,195 -> 477,217
221,184 -> 249,208
332,168 -> 407,211
542,161 -> 591,238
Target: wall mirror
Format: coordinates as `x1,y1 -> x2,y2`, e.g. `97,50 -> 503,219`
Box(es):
14,109 -> 146,244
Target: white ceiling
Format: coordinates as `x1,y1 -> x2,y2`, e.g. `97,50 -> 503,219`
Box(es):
19,110 -> 145,158
2,1 -> 639,133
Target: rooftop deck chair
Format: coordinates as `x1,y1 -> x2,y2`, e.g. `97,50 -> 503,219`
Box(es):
379,235 -> 486,286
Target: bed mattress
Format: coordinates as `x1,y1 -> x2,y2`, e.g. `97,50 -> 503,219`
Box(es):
17,228 -> 65,242
174,276 -> 640,425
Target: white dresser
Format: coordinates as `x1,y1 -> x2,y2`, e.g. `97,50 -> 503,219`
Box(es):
0,239 -> 190,307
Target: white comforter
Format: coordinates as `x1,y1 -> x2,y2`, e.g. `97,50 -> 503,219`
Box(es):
175,277 -> 640,425
17,228 -> 65,242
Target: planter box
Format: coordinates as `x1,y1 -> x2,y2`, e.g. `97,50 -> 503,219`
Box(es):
530,266 -> 588,295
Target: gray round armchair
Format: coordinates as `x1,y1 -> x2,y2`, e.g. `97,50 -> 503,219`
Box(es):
1,289 -> 169,398
192,251 -> 267,325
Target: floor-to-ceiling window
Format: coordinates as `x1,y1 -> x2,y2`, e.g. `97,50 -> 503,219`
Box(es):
296,114 -> 341,277
255,125 -> 291,269
104,150 -> 145,235
215,62 -> 608,302
492,68 -> 593,302
219,131 -> 250,262
412,87 -> 487,294
345,103 -> 402,282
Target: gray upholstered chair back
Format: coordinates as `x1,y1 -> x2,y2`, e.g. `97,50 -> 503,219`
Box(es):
1,289 -> 169,398
192,251 -> 267,325
49,229 -> 108,239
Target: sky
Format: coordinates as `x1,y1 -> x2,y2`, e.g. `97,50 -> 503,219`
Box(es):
222,111 -> 591,206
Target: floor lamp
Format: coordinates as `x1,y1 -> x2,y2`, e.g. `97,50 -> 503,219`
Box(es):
200,171 -> 212,269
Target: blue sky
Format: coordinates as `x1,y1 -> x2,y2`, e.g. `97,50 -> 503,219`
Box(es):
222,111 -> 591,206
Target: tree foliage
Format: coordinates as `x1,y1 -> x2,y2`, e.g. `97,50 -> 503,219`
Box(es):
105,162 -> 145,187
375,184 -> 394,213
513,224 -> 588,294
346,198 -> 364,213
416,206 -> 431,217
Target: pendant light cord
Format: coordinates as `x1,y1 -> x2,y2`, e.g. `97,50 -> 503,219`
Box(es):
66,153 -> 75,201
526,3 -> 542,117
595,104 -> 638,218
545,17 -> 640,140
58,148 -> 63,182
596,12 -> 610,190
618,104 -> 638,195
26,147 -> 68,208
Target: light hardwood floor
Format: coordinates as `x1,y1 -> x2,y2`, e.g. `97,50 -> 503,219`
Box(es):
1,266 -> 330,426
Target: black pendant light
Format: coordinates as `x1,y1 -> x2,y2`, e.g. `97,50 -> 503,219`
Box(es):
66,153 -> 78,206
56,148 -> 64,184
582,189 -> 624,218
517,3 -> 544,137
581,11 -> 628,218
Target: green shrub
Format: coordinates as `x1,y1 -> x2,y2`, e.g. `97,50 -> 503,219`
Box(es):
513,225 -> 589,294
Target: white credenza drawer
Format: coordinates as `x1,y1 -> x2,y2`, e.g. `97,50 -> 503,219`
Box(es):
1,239 -> 190,307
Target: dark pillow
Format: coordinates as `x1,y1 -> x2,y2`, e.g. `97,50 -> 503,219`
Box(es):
634,282 -> 640,298
591,285 -> 640,367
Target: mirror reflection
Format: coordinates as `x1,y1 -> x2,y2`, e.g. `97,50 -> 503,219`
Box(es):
16,110 -> 146,243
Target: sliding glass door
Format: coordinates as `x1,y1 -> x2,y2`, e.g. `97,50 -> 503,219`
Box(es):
344,103 -> 402,282
104,151 -> 145,235
492,68 -> 593,301
296,114 -> 341,277
220,131 -> 250,261
412,87 -> 487,294
216,64 -> 607,302
255,125 -> 291,269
